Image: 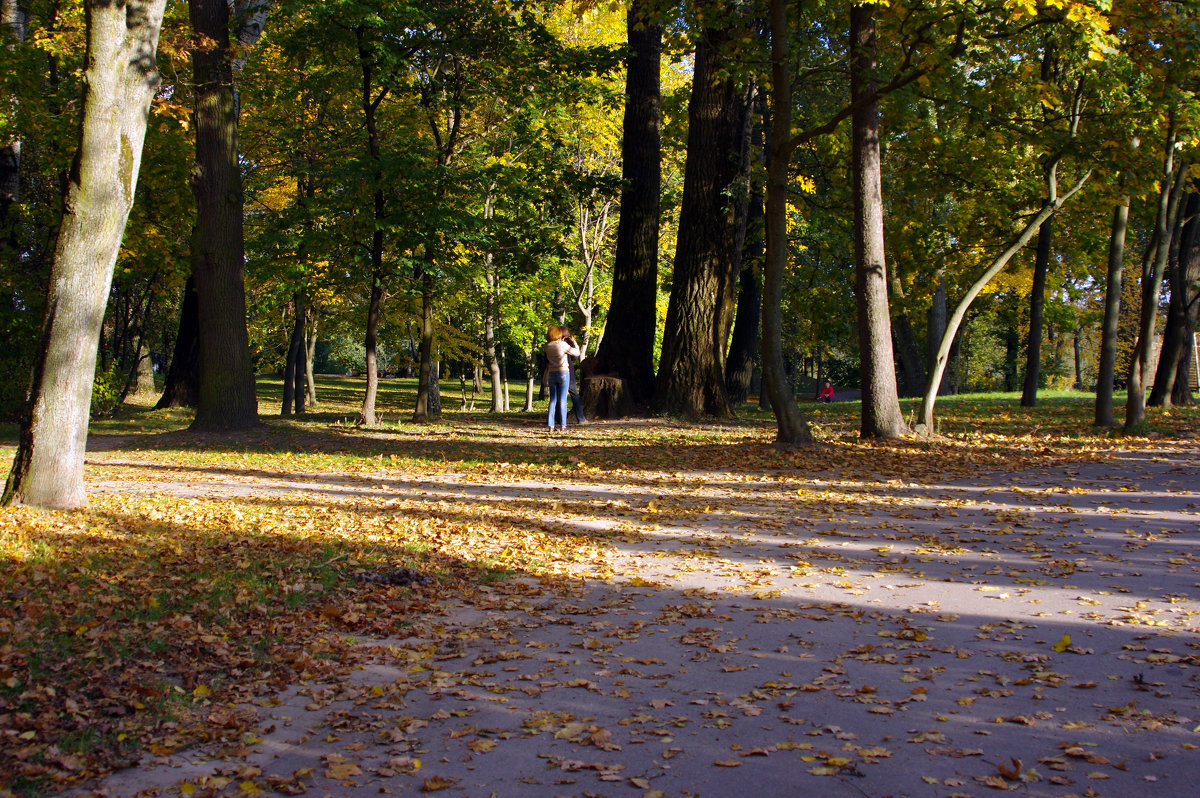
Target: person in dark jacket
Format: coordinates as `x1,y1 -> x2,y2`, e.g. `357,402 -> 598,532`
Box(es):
561,326 -> 587,424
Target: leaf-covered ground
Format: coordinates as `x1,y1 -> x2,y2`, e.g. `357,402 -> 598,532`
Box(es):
1,384 -> 1197,796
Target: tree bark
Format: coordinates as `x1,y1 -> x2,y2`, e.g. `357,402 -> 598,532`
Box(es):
1020,217 -> 1053,406
1094,201 -> 1129,426
189,0 -> 258,431
1150,186 -> 1199,406
927,273 -> 950,394
850,3 -> 907,439
0,0 -> 24,247
1125,128 -> 1185,432
590,0 -> 660,408
761,0 -> 810,444
412,253 -> 436,422
3,0 -> 167,509
655,10 -> 753,419
305,310 -> 318,407
282,292 -> 305,415
725,180 -> 762,405
356,24 -> 388,427
157,275 -> 200,408
889,270 -> 925,397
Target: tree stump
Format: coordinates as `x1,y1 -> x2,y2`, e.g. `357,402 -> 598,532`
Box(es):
581,375 -> 631,419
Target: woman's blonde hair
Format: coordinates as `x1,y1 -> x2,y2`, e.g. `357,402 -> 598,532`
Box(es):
546,324 -> 562,342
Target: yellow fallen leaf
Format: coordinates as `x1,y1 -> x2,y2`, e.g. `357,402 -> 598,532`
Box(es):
1052,634 -> 1071,653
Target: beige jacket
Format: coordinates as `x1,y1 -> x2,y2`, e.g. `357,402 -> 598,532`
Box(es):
545,339 -> 580,372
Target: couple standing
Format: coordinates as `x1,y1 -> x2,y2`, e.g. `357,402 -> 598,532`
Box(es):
545,325 -> 586,432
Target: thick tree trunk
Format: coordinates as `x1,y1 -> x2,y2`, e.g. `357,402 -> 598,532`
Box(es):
157,275 -> 200,408
850,4 -> 907,439
1094,201 -> 1128,426
761,0 -> 810,444
1150,187 -> 1199,406
190,0 -> 258,431
3,0 -> 166,509
590,0 -> 660,408
1125,130 -> 1185,432
655,11 -> 753,419
1020,217 -> 1053,406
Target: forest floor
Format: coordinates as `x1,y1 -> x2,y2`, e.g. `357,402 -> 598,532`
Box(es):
2,389 -> 1199,797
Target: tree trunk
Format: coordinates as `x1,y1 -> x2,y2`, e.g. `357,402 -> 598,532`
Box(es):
1021,40 -> 1057,408
358,266 -> 382,426
1150,186 -> 1199,406
1020,217 -> 1053,406
157,275 -> 201,408
655,10 -> 753,419
850,3 -> 907,439
412,254 -> 436,422
523,335 -> 536,412
305,310 -> 318,407
590,0 -> 660,408
1125,128 -> 1185,432
3,0 -> 167,509
761,0 -> 810,444
483,199 -> 504,412
0,0 -> 24,249
927,273 -> 950,394
1094,201 -> 1128,426
282,292 -> 305,415
190,0 -> 258,432
135,337 -> 157,396
889,271 -> 925,397
356,25 -> 388,427
725,181 -> 762,405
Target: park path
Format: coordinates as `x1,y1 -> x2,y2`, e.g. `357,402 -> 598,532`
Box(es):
79,442 -> 1200,797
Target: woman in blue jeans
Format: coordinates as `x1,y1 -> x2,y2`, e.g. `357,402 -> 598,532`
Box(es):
544,324 -> 580,432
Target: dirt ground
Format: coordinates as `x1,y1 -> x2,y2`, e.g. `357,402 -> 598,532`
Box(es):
73,437 -> 1200,798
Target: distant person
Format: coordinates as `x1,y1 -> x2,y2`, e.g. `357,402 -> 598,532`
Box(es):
818,381 -> 835,403
544,324 -> 579,432
561,326 -> 587,425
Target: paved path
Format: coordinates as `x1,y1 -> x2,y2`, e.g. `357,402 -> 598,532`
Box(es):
81,445 -> 1199,797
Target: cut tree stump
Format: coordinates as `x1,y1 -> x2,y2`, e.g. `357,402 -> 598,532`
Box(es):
581,375 -> 632,419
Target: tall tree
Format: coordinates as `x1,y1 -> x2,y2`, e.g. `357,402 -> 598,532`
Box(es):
189,0 -> 260,431
3,0 -> 167,509
655,4 -> 754,418
1125,124 -> 1187,431
849,3 -> 907,439
589,0 -> 661,407
1093,200 -> 1129,427
0,0 -> 23,239
1149,186 -> 1199,406
760,0 -> 810,444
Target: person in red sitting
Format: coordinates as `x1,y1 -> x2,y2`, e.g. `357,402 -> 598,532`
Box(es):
818,381 -> 835,403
